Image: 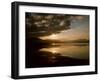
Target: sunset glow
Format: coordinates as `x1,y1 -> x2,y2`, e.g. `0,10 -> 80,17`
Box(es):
26,13 -> 89,68
51,34 -> 56,37
52,50 -> 57,54
50,34 -> 57,39
40,34 -> 58,40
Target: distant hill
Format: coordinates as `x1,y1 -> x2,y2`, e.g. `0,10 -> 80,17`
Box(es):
26,37 -> 89,47
64,39 -> 89,43
43,39 -> 89,43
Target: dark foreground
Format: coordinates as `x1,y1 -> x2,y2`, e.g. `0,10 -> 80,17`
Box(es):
26,38 -> 89,68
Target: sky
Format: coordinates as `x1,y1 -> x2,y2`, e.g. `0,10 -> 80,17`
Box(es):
40,15 -> 89,41
26,13 -> 89,41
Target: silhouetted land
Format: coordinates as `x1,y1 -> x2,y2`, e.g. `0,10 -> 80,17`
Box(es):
26,37 -> 89,68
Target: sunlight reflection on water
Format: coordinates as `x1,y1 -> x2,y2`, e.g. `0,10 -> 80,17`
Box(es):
39,43 -> 89,59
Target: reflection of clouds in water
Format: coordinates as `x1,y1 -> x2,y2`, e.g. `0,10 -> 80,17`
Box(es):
40,44 -> 89,59
40,47 -> 60,54
48,56 -> 58,63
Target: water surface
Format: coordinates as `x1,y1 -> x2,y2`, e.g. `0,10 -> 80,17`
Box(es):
40,43 -> 89,59
26,42 -> 89,68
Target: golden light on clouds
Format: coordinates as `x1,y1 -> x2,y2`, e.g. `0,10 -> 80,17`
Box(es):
52,50 -> 57,54
40,34 -> 58,40
51,34 -> 56,38
39,15 -> 89,41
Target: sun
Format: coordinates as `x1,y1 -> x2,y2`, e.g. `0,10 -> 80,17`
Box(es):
39,34 -> 58,40
52,50 -> 57,53
51,34 -> 56,37
50,34 -> 57,39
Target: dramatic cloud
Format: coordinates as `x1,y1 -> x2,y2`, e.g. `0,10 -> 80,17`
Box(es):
26,13 -> 71,37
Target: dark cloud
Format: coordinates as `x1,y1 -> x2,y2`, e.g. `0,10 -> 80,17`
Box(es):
26,13 -> 71,37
